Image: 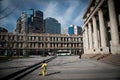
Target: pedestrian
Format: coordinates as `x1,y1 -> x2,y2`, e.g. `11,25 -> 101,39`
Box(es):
79,49 -> 83,59
40,61 -> 47,76
79,54 -> 82,59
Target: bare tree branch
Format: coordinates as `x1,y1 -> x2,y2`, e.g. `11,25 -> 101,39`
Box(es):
0,0 -> 19,20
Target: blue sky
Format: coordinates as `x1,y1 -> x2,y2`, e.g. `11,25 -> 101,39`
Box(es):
0,0 -> 90,33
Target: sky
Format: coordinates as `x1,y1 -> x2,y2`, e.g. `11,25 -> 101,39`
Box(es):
0,0 -> 90,33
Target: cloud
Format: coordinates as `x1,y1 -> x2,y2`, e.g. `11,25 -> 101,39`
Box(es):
43,1 -> 66,33
63,0 -> 79,22
73,8 -> 86,27
0,16 -> 16,32
0,0 -> 90,33
43,0 -> 83,33
0,0 -> 22,32
44,1 -> 58,18
56,0 -> 80,33
73,1 -> 90,28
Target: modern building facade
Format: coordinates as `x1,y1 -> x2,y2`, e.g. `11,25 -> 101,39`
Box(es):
68,25 -> 82,35
0,33 -> 83,55
44,17 -> 61,34
15,9 -> 44,34
63,28 -> 68,35
74,25 -> 82,35
68,25 -> 74,35
83,0 -> 120,54
30,10 -> 44,33
15,12 -> 27,34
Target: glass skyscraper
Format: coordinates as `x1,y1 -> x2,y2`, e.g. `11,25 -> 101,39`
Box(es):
68,25 -> 82,35
68,25 -> 74,35
45,17 -> 61,34
15,9 -> 44,34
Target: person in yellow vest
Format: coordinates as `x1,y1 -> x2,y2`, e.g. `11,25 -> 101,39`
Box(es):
40,61 -> 47,76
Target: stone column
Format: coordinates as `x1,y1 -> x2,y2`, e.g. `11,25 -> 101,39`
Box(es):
92,16 -> 99,49
108,0 -> 119,45
85,26 -> 89,49
83,32 -> 86,50
98,9 -> 107,47
88,22 -> 93,49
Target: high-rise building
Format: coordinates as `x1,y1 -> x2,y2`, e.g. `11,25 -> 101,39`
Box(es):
68,25 -> 82,35
44,17 -> 61,34
68,25 -> 74,35
29,10 -> 44,33
74,25 -> 82,35
15,9 -> 44,34
63,28 -> 68,35
26,9 -> 34,33
15,17 -> 22,33
15,12 -> 27,34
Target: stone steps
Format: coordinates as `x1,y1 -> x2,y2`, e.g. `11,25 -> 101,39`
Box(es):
82,54 -> 120,66
100,54 -> 120,66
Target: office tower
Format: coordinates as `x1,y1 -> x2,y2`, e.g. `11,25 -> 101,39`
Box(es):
63,28 -> 68,35
68,25 -> 82,35
45,17 -> 61,34
15,9 -> 44,34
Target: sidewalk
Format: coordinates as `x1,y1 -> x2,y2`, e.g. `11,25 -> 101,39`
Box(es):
22,56 -> 120,80
0,56 -> 52,78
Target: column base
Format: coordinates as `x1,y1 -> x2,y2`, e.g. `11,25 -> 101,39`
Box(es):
111,45 -> 120,54
84,49 -> 95,54
93,48 -> 100,54
84,49 -> 92,54
84,47 -> 110,54
93,47 -> 110,54
99,47 -> 110,54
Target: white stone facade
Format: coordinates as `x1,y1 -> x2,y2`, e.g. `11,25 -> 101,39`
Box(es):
83,0 -> 120,54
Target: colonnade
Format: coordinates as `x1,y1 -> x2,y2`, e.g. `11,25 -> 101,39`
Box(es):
83,0 -> 120,54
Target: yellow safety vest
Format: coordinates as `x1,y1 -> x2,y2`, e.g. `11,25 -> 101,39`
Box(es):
41,63 -> 47,71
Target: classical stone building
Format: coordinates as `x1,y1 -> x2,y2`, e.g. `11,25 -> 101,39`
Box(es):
0,33 -> 83,55
83,0 -> 120,54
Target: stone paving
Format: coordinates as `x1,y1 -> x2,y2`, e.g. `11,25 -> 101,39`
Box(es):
22,56 -> 120,80
0,56 -> 52,78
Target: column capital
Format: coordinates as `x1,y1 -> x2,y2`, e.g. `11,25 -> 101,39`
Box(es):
88,22 -> 91,25
98,8 -> 102,11
92,16 -> 97,22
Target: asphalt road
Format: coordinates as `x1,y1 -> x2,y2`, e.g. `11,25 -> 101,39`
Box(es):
22,56 -> 120,80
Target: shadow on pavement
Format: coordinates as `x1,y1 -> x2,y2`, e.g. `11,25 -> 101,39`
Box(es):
39,71 -> 61,76
46,71 -> 61,76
